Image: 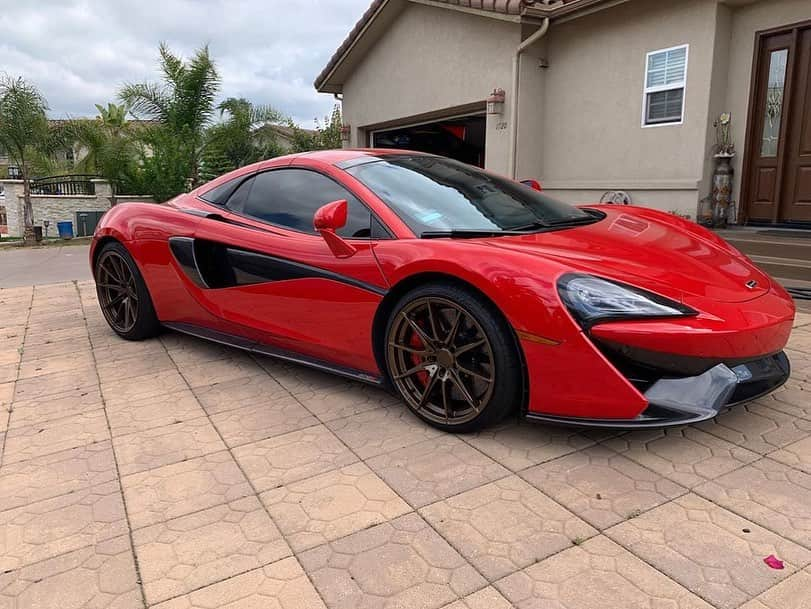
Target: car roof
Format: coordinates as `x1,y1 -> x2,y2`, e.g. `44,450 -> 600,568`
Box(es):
292,148 -> 429,166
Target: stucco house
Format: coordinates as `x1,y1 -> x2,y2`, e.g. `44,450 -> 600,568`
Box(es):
315,0 -> 811,227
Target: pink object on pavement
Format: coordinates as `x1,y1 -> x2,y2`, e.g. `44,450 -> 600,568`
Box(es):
763,555 -> 785,570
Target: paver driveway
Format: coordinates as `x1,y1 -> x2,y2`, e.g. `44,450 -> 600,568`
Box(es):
0,280 -> 810,609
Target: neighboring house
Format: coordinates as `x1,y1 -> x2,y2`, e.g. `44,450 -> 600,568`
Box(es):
254,124 -> 316,152
315,0 -> 811,226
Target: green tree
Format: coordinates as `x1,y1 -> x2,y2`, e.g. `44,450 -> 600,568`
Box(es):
119,43 -> 220,197
290,104 -> 343,152
201,97 -> 285,180
0,76 -> 50,244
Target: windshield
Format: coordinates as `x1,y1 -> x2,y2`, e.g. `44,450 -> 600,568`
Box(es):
345,155 -> 592,236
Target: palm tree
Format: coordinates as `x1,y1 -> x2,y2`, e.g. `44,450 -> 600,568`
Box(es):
0,76 -> 50,244
119,43 -> 220,189
201,97 -> 285,180
67,102 -> 143,202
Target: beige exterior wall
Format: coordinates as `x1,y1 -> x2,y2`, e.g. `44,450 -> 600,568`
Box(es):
341,2 -> 520,174
335,0 -> 811,220
534,0 -> 720,214
726,0 -> 811,209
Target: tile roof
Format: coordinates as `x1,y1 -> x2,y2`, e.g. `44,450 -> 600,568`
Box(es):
314,0 -> 587,91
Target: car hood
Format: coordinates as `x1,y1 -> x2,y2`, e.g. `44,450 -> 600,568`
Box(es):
485,207 -> 770,303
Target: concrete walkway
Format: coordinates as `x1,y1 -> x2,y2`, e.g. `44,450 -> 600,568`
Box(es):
0,281 -> 809,608
0,244 -> 92,288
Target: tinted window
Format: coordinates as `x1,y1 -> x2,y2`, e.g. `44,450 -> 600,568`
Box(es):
200,177 -> 241,206
224,177 -> 255,213
233,169 -> 372,238
347,156 -> 592,236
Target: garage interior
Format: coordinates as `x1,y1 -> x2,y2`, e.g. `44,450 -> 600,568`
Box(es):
370,114 -> 486,167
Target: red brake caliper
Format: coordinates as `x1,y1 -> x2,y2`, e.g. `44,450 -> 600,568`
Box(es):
409,330 -> 429,386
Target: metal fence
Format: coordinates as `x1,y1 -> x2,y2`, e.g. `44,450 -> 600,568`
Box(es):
30,175 -> 97,196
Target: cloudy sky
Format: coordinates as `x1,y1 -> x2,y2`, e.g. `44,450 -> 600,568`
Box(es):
0,0 -> 369,125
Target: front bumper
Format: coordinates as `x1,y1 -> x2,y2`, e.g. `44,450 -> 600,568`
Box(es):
525,351 -> 790,428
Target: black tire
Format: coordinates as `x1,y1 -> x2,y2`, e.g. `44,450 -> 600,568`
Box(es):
94,241 -> 161,341
384,282 -> 523,433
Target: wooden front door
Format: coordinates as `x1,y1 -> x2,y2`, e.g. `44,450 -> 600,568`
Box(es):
744,22 -> 811,224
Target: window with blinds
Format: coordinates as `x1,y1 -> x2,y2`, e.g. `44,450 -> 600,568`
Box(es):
643,45 -> 688,126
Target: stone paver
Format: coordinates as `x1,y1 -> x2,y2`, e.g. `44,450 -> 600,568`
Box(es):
12,369 -> 97,403
770,435 -> 811,473
294,383 -> 401,422
420,475 -> 596,581
0,535 -> 141,609
520,444 -> 686,529
113,416 -> 226,476
0,441 -> 116,512
0,480 -> 127,570
122,450 -> 253,530
153,557 -> 326,609
299,513 -> 485,609
2,409 -> 109,464
8,385 -> 104,428
261,461 -> 410,552
233,425 -> 357,492
739,570 -> 811,609
763,386 -> 811,421
441,586 -> 513,609
325,405 -> 443,459
17,351 -> 95,380
101,369 -> 189,409
96,350 -> 176,383
106,389 -> 208,437
603,427 -> 760,488
696,458 -> 811,549
366,435 -> 509,508
177,355 -> 265,389
256,357 -> 354,395
696,401 -> 811,454
193,374 -> 289,416
607,493 -> 811,609
463,420 -> 598,472
496,535 -> 714,609
209,394 -> 318,448
132,496 -> 291,605
1,279 -> 810,609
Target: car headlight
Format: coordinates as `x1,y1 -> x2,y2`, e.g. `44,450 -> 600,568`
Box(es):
558,274 -> 697,327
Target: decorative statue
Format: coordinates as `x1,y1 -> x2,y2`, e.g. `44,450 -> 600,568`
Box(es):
714,112 -> 735,156
711,113 -> 736,227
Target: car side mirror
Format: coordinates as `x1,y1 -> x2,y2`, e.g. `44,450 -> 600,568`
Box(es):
314,199 -> 357,258
520,179 -> 543,192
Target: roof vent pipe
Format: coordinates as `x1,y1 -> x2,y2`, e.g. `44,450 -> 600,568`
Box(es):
508,17 -> 550,179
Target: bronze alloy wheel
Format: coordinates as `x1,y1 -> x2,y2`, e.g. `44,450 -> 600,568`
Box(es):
96,250 -> 139,334
387,296 -> 496,426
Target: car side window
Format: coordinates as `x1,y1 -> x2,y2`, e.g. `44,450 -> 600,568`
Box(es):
237,169 -> 373,239
224,177 -> 255,214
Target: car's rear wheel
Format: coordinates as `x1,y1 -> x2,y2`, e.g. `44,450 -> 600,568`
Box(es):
385,283 -> 522,432
95,241 -> 160,341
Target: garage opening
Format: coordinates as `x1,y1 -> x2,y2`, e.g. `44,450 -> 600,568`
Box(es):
370,114 -> 486,167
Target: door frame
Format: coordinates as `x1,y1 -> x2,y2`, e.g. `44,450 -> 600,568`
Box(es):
740,18 -> 811,225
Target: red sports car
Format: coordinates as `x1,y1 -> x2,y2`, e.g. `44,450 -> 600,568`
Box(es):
91,149 -> 794,431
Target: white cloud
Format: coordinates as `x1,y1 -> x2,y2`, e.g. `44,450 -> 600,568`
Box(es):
0,0 -> 369,125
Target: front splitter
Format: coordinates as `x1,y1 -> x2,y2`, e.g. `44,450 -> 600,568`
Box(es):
524,352 -> 790,429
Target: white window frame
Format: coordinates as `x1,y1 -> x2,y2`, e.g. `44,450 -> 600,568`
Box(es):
641,44 -> 689,128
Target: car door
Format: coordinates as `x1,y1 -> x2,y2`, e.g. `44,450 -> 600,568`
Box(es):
188,166 -> 390,375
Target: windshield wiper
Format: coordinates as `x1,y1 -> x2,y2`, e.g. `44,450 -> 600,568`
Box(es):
420,229 -> 527,239
507,220 -> 551,231
544,215 -> 600,227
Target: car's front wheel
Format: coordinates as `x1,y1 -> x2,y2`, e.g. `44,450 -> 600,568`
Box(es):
385,283 -> 523,432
